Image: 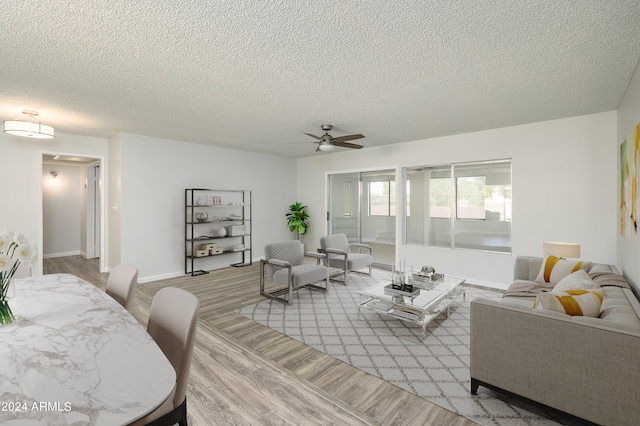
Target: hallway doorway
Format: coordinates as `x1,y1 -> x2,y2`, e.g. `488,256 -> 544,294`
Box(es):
42,153 -> 106,274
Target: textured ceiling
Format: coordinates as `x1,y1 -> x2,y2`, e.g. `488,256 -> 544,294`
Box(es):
2,1 -> 640,158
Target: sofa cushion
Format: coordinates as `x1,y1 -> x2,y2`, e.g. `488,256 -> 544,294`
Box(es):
533,289 -> 604,317
589,271 -> 632,288
534,255 -> 590,285
552,269 -> 600,292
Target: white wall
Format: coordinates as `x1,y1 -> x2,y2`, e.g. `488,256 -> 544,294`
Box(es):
617,60 -> 640,291
42,163 -> 82,257
107,133 -> 122,268
114,133 -> 297,282
297,111 -> 618,288
0,132 -> 107,276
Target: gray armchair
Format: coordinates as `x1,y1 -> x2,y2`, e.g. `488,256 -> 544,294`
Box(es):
319,233 -> 373,284
260,240 -> 329,304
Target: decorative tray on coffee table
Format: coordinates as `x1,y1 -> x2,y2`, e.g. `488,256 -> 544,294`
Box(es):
384,283 -> 421,297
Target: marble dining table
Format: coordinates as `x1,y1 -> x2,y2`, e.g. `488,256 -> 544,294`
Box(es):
0,273 -> 176,426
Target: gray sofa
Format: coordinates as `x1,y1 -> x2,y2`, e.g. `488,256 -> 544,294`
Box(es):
470,256 -> 640,426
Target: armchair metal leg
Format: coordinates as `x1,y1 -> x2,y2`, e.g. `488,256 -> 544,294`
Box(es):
259,260 -> 266,297
260,260 -> 294,304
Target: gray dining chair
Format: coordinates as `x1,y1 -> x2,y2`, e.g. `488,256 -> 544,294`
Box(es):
132,287 -> 199,426
319,233 -> 373,284
105,264 -> 138,312
260,240 -> 328,304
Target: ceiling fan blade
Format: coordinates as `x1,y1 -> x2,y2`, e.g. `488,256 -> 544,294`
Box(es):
304,133 -> 322,140
316,145 -> 321,152
333,141 -> 363,149
332,134 -> 364,143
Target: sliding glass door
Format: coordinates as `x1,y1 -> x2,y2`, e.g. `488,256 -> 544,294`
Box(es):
328,170 -> 396,266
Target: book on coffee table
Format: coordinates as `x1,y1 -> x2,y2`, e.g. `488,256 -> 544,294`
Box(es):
413,273 -> 444,286
384,284 -> 421,297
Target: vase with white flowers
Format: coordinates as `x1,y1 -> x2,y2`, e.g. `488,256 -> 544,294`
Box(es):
0,230 -> 36,325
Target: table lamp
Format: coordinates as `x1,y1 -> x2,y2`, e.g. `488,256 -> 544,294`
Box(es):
542,241 -> 581,259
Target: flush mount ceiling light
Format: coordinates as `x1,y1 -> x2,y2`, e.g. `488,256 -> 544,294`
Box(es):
4,110 -> 55,139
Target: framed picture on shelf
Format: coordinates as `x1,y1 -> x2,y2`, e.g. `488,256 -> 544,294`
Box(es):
212,196 -> 221,206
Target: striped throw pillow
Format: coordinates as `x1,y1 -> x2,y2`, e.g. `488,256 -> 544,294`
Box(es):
534,255 -> 585,285
533,289 -> 604,317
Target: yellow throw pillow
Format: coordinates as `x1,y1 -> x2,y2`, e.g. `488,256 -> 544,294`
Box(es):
534,255 -> 584,285
533,289 -> 604,317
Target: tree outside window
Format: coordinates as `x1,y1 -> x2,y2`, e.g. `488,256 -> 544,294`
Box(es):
369,181 -> 396,216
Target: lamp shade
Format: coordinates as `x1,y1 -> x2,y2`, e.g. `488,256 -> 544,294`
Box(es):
3,110 -> 55,139
543,241 -> 580,259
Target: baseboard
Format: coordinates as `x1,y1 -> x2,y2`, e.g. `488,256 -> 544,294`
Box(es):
138,270 -> 184,284
43,251 -> 82,259
140,258 -> 259,283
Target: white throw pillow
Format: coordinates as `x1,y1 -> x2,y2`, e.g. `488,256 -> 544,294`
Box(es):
552,269 -> 600,292
534,255 -> 588,285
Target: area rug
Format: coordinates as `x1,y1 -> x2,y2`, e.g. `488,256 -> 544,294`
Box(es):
239,268 -> 584,426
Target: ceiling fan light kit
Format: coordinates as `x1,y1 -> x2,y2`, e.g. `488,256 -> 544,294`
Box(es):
318,142 -> 334,151
304,124 -> 364,152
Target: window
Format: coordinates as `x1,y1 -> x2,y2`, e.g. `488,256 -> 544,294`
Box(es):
405,159 -> 512,253
430,176 -> 451,218
344,181 -> 352,216
369,181 -> 396,216
456,176 -> 486,219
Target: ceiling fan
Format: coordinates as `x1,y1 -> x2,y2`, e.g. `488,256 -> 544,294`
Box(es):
304,124 -> 365,152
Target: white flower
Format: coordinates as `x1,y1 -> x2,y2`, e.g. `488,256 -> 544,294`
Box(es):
0,254 -> 13,273
17,245 -> 33,265
13,232 -> 27,246
30,246 -> 39,265
0,233 -> 12,254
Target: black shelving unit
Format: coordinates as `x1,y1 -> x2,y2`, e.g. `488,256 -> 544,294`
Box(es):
185,188 -> 252,276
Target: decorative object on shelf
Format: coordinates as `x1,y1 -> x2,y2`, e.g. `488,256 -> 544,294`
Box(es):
286,201 -> 309,239
3,110 -> 55,139
233,244 -> 245,252
0,230 -> 37,325
186,188 -> 252,275
195,212 -> 209,222
227,224 -> 246,236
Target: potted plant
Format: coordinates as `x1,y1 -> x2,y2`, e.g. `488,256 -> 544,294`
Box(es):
286,202 -> 310,239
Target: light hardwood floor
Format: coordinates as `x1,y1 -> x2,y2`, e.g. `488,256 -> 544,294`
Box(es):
44,256 -> 475,426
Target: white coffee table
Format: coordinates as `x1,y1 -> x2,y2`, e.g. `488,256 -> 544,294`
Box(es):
358,276 -> 465,336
